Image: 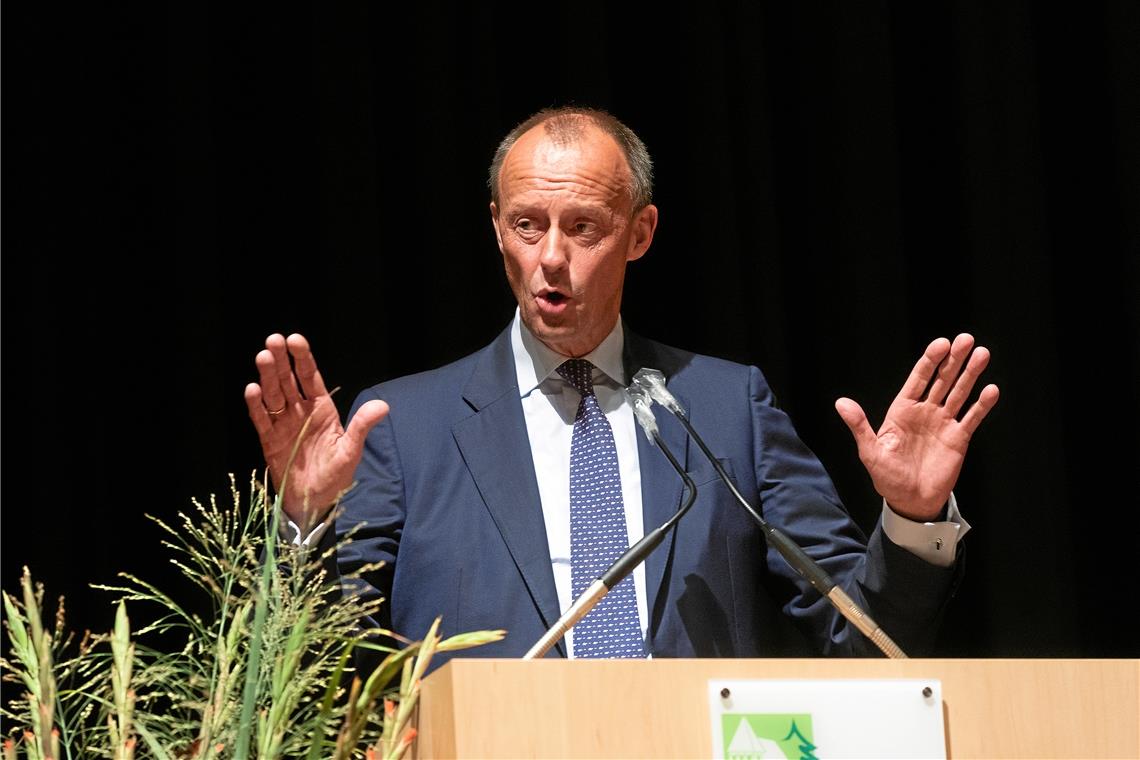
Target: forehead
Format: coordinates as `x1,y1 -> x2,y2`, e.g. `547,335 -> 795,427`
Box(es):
498,124 -> 631,210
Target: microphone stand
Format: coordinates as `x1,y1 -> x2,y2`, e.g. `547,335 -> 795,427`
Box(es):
631,369 -> 908,660
522,392 -> 697,660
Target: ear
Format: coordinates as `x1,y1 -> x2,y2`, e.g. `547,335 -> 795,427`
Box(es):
626,204 -> 658,262
489,201 -> 505,252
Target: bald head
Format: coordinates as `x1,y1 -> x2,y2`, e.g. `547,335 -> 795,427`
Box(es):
488,107 -> 654,212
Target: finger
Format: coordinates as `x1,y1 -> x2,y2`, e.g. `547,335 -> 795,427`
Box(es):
926,333 -> 975,405
266,333 -> 303,405
960,383 -> 1000,436
343,399 -> 390,453
835,398 -> 877,453
244,382 -> 275,442
898,337 -> 952,401
286,333 -> 329,400
255,347 -> 289,415
944,345 -> 991,417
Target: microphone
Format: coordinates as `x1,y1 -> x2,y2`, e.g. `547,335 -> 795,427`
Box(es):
630,368 -> 908,659
522,384 -> 698,660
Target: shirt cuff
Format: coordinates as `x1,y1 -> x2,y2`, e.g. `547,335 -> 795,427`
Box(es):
277,509 -> 334,547
880,493 -> 970,568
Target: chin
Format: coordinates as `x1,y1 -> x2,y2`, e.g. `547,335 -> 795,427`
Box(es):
529,323 -> 579,356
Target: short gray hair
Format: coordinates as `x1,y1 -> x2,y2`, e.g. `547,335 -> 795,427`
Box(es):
488,107 -> 654,211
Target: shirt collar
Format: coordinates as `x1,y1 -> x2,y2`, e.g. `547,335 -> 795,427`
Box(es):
511,308 -> 626,397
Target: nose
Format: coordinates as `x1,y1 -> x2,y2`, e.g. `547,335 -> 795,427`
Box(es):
538,227 -> 570,274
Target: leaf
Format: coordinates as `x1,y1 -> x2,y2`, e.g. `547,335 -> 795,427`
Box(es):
436,630 -> 507,652
133,721 -> 174,760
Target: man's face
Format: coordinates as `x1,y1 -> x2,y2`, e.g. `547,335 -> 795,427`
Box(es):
491,125 -> 658,357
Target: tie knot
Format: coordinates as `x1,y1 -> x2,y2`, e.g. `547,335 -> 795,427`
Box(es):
557,359 -> 595,396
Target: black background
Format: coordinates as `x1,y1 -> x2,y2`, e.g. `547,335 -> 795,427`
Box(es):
3,3 -> 1138,659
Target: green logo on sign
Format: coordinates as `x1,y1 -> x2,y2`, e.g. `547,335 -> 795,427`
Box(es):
722,714 -> 817,760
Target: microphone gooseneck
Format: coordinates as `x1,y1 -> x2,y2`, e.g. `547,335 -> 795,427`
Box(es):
521,389 -> 698,660
630,368 -> 908,659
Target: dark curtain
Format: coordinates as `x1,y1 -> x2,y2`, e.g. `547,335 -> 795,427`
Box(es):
3,2 -> 1137,658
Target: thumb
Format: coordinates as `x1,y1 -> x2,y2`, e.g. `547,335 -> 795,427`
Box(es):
343,399 -> 390,452
834,397 -> 876,453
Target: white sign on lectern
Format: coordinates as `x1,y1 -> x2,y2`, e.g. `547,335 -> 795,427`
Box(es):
708,678 -> 945,759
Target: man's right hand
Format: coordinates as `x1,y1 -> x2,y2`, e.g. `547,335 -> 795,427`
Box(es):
244,333 -> 389,532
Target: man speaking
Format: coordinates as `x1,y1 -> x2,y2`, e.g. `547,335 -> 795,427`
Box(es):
244,107 -> 998,666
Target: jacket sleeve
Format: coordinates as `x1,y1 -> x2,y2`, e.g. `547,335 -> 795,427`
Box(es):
314,386 -> 406,669
748,365 -> 962,656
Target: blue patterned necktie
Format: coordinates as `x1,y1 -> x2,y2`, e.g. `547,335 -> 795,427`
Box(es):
557,359 -> 647,658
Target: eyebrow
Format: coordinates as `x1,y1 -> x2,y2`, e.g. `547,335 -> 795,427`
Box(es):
504,196 -> 616,214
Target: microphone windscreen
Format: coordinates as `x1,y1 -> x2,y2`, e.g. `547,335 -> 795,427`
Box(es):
630,394 -> 660,443
633,368 -> 686,417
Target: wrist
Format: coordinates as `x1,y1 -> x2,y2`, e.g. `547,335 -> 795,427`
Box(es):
281,499 -> 334,536
278,504 -> 336,547
885,500 -> 947,523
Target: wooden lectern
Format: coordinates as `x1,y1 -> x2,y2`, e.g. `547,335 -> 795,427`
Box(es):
415,658 -> 1139,758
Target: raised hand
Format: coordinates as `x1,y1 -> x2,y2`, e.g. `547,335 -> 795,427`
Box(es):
244,333 -> 389,531
834,334 -> 999,521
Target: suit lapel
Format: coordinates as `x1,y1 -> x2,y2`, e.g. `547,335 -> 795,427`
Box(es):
624,329 -> 690,646
451,323 -> 694,658
451,327 -> 565,656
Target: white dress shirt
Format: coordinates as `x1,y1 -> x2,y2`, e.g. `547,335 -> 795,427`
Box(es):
511,311 -> 648,657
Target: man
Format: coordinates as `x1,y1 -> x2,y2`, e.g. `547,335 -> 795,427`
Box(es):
245,107 -> 998,667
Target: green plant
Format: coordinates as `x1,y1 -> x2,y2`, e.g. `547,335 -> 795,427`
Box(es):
1,474 -> 502,758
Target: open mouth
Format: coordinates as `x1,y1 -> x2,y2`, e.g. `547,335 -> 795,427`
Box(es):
536,289 -> 571,313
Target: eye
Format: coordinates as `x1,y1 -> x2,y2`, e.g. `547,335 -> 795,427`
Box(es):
574,221 -> 598,235
512,217 -> 544,240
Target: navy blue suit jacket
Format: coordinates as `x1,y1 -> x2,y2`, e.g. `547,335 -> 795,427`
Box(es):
327,324 -> 960,670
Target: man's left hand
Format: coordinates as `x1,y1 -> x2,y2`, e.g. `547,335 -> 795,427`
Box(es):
834,334 -> 1000,522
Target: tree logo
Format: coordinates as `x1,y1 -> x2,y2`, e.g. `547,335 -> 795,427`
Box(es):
722,714 -> 817,760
